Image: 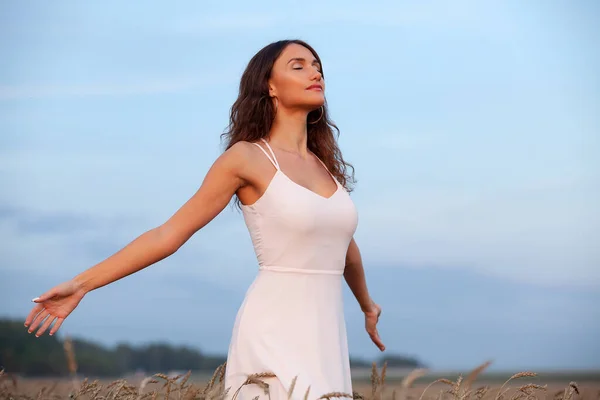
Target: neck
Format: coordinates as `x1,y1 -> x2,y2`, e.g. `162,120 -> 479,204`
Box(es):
268,108 -> 309,157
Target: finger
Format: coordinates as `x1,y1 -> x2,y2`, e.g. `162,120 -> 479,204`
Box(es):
49,318 -> 65,336
369,329 -> 386,352
372,335 -> 385,352
24,304 -> 45,327
36,315 -> 57,337
375,335 -> 385,352
28,309 -> 49,333
34,289 -> 57,303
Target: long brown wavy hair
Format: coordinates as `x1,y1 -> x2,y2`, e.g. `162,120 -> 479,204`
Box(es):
220,39 -> 355,201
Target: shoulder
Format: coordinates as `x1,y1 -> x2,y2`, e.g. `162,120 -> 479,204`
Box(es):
217,140 -> 265,177
228,140 -> 259,154
222,141 -> 262,165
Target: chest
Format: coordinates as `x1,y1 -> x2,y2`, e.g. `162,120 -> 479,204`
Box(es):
257,172 -> 358,237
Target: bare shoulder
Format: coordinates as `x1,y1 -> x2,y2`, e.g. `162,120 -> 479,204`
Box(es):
228,140 -> 262,155
214,141 -> 254,172
222,140 -> 252,160
218,140 -> 265,183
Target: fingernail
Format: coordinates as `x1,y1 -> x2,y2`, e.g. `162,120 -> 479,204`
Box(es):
31,297 -> 39,302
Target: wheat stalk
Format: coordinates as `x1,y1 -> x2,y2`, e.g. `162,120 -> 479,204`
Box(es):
63,336 -> 79,392
397,368 -> 428,400
371,362 -> 380,399
463,361 -> 493,390
317,391 -> 353,399
474,386 -> 489,400
352,390 -> 365,399
494,372 -> 537,400
202,363 -> 226,396
230,372 -> 276,400
450,375 -> 463,396
288,376 -> 298,399
379,362 -> 388,400
418,378 -> 453,400
563,382 -> 580,400
304,385 -> 311,400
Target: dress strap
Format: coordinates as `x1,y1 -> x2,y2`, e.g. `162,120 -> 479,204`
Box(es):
260,139 -> 280,169
312,152 -> 339,186
313,153 -> 330,172
251,139 -> 280,170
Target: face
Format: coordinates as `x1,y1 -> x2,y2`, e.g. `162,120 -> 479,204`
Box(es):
268,43 -> 325,111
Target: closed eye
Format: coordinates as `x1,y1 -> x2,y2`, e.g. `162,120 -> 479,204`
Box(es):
292,65 -> 322,74
289,57 -> 322,73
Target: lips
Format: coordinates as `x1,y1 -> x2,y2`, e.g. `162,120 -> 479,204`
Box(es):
306,85 -> 323,91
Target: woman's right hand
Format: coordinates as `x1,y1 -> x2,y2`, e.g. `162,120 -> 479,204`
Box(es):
24,280 -> 87,337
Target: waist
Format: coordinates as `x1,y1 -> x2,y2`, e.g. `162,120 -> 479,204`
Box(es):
258,265 -> 344,275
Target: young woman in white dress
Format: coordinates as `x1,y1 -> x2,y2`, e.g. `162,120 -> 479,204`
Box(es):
24,39 -> 385,399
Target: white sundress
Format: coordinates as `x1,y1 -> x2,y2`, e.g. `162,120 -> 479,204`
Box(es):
224,138 -> 359,399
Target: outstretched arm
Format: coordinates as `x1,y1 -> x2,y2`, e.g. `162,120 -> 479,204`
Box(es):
72,143 -> 248,294
344,237 -> 385,351
25,142 -> 252,336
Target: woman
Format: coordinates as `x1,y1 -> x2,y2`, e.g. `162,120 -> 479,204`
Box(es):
24,39 -> 384,399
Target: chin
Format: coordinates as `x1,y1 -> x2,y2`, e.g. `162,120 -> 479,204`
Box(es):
292,96 -> 324,110
306,98 -> 325,108
305,104 -> 323,113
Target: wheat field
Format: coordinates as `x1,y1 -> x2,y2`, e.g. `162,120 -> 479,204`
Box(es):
2,339 -> 599,400
2,362 -> 599,400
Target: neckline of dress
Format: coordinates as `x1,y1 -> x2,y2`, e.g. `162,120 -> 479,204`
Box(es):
241,170 -> 341,209
277,169 -> 341,200
260,139 -> 340,201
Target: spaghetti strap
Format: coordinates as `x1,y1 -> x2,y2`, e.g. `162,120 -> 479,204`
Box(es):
260,138 -> 280,169
251,141 -> 280,170
312,153 -> 330,172
312,152 -> 340,186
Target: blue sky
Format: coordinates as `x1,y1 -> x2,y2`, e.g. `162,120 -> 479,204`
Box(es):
1,0 -> 599,371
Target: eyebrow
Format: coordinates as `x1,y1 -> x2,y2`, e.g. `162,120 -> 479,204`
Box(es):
287,57 -> 321,66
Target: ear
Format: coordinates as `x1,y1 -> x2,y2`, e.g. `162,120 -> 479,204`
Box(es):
267,79 -> 277,98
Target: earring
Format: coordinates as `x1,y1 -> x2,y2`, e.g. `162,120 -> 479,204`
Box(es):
272,97 -> 278,114
308,105 -> 324,124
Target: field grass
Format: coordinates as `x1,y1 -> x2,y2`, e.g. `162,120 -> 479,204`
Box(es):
3,339 -> 599,399
2,363 -> 600,400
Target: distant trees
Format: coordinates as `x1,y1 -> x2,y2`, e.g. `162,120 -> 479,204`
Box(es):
0,319 -> 222,377
350,354 -> 425,369
1,318 -> 425,377
0,319 -> 69,376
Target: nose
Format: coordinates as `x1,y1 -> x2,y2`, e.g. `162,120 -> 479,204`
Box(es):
310,68 -> 323,81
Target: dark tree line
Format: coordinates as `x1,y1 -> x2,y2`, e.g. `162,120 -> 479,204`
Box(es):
0,319 -> 424,377
0,319 -> 225,377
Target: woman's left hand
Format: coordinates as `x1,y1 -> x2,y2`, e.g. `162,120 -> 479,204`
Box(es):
364,300 -> 385,351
